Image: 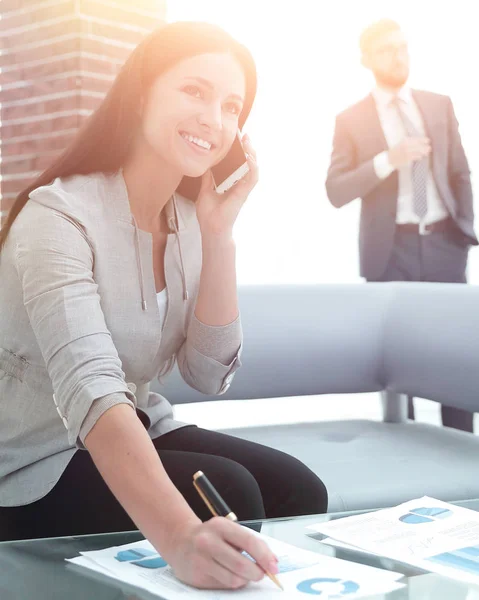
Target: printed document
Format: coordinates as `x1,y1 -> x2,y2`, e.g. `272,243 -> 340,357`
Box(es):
308,496 -> 479,586
67,532 -> 404,598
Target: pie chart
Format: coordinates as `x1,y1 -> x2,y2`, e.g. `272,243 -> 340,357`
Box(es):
115,547 -> 168,569
399,507 -> 453,524
296,577 -> 360,596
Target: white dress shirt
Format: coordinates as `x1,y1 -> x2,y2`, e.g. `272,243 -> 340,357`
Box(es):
372,86 -> 449,225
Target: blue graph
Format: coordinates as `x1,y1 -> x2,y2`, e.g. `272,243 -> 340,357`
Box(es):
116,548 -> 157,561
296,577 -> 360,596
115,547 -> 168,569
428,545 -> 479,576
399,507 -> 453,524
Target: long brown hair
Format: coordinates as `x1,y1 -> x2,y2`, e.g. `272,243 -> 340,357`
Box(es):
0,21 -> 257,249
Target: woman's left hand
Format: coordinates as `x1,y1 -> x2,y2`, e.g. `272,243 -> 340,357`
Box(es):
195,135 -> 258,240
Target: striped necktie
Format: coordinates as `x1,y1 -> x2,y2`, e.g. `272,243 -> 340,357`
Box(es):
391,96 -> 428,219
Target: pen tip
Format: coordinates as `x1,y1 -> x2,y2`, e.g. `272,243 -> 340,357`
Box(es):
269,573 -> 283,590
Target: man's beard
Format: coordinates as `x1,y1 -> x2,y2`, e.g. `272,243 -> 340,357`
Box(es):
374,69 -> 409,89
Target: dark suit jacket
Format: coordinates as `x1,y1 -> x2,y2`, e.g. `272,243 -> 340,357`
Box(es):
325,90 -> 478,280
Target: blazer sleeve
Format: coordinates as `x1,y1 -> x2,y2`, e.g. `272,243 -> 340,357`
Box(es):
13,201 -> 136,446
325,113 -> 388,208
447,96 -> 474,223
176,314 -> 242,396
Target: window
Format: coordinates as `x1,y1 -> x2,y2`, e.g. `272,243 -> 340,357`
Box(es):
168,1 -> 478,284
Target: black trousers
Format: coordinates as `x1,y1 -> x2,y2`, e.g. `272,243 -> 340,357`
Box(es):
369,222 -> 473,433
0,426 -> 328,542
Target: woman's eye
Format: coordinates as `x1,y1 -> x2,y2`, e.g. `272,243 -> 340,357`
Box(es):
183,85 -> 203,99
225,102 -> 241,116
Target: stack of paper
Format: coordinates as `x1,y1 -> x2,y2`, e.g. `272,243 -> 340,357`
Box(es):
67,532 -> 405,598
308,496 -> 479,587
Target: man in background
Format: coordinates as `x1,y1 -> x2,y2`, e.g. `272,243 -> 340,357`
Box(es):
325,19 -> 477,431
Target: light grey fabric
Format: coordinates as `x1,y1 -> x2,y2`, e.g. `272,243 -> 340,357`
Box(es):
157,282 -> 479,408
157,284 -> 390,403
154,282 -> 479,510
219,421 -> 479,512
0,171 -> 242,506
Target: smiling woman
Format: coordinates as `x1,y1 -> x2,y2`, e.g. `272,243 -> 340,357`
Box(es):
126,54 -> 246,187
0,20 -> 328,590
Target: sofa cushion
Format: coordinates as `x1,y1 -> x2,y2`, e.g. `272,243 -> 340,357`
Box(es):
219,420 -> 479,513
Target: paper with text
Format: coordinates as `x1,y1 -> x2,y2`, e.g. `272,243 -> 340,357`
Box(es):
308,496 -> 479,586
67,532 -> 404,599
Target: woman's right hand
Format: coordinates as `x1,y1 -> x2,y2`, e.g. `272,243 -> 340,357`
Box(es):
84,406 -> 278,589
163,516 -> 279,589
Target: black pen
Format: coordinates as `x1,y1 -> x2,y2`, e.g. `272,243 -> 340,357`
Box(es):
193,470 -> 283,591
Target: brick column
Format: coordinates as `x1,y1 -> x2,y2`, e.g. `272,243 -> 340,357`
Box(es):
0,0 -> 167,223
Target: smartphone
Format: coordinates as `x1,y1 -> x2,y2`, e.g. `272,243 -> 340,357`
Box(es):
211,131 -> 250,194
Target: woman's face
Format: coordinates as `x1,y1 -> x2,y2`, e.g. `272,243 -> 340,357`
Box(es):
139,53 -> 247,178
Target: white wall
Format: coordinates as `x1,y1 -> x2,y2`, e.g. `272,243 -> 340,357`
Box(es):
167,0 -> 479,285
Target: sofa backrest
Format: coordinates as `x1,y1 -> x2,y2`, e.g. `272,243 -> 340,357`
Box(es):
152,284 -> 384,404
380,282 -> 479,412
152,282 -> 479,411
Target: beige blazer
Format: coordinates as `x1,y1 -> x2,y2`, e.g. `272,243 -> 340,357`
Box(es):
0,171 -> 242,506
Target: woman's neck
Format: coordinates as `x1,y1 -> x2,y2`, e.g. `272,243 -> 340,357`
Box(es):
122,141 -> 183,233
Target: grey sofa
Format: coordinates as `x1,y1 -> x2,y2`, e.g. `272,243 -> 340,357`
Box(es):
153,282 -> 479,513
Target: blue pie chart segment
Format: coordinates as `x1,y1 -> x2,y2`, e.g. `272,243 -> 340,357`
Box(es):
296,577 -> 360,596
411,507 -> 452,519
399,514 -> 432,524
115,548 -> 157,562
131,556 -> 168,569
399,507 -> 453,524
115,547 -> 168,569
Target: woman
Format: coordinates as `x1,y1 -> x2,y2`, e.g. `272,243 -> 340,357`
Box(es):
0,21 -> 327,588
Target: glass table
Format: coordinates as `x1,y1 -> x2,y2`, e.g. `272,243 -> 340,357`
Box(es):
2,499 -> 479,599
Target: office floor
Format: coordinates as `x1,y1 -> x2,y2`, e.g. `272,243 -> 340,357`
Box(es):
173,394 -> 478,433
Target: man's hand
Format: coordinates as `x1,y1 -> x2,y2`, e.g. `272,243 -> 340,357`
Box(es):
388,137 -> 431,169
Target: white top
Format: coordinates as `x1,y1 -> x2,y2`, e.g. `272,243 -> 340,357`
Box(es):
372,86 -> 449,226
157,287 -> 168,330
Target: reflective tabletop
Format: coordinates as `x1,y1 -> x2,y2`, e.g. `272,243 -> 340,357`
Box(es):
2,498 -> 479,599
